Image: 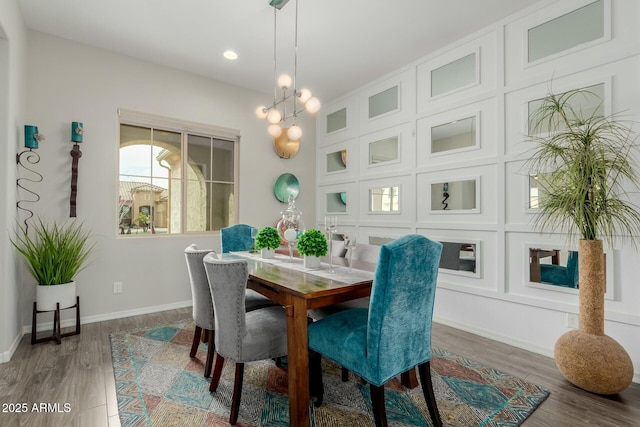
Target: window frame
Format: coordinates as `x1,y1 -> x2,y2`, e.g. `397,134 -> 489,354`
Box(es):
117,109 -> 240,237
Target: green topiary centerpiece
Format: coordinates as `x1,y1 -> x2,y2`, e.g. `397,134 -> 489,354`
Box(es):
296,229 -> 328,257
254,226 -> 281,250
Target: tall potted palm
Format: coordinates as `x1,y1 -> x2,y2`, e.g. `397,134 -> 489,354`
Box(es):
526,87 -> 640,394
11,218 -> 94,311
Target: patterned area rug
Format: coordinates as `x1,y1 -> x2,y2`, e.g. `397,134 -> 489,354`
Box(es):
110,320 -> 549,427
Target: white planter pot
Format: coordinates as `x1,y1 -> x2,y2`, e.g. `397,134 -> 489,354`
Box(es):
36,281 -> 76,311
261,248 -> 275,259
304,255 -> 321,269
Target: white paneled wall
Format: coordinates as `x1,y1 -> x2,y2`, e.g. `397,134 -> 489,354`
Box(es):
315,0 -> 640,382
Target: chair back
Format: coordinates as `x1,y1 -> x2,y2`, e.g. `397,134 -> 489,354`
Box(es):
184,244 -> 216,330
202,254 -> 249,360
220,224 -> 254,253
539,250 -> 579,288
350,243 -> 381,263
439,241 -> 461,270
366,234 -> 442,384
331,239 -> 347,257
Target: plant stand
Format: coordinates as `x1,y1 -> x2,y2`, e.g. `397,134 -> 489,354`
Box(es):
31,296 -> 81,345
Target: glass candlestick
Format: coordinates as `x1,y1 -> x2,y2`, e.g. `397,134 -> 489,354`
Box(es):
324,216 -> 337,273
344,235 -> 357,272
250,227 -> 258,254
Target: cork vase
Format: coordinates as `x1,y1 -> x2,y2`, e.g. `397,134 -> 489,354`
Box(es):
554,239 -> 633,394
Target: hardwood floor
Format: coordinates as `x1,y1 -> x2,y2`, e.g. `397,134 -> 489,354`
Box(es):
0,307 -> 638,426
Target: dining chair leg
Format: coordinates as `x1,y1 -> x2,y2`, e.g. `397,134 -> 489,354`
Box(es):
309,350 -> 324,407
190,326 -> 202,357
204,329 -> 215,378
418,361 -> 442,427
369,384 -> 388,427
230,363 -> 245,425
209,353 -> 225,392
401,367 -> 418,388
341,366 -> 349,382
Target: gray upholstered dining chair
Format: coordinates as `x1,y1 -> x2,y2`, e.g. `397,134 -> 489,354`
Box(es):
348,242 -> 381,263
308,234 -> 443,427
220,223 -> 255,253
184,244 -> 276,378
184,244 -> 217,378
202,255 -> 288,425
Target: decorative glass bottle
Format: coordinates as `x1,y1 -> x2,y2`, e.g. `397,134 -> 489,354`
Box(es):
276,195 -> 306,260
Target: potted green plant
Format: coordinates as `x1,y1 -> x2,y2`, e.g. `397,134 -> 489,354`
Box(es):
10,218 -> 94,311
136,212 -> 151,232
296,229 -> 328,268
526,87 -> 640,394
254,226 -> 281,258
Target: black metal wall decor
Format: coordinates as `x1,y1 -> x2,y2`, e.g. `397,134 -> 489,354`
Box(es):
442,182 -> 449,210
70,122 -> 83,217
17,125 -> 45,232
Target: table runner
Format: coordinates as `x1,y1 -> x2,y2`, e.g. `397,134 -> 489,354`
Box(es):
231,251 -> 375,285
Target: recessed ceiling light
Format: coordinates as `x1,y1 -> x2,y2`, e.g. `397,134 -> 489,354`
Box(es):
223,50 -> 238,60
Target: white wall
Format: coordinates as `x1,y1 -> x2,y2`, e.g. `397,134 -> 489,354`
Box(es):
316,0 -> 640,382
17,31 -> 315,334
0,0 -> 28,363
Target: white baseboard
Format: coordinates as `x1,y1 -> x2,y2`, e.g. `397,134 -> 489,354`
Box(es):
23,300 -> 193,334
0,331 -> 25,363
433,315 -> 640,384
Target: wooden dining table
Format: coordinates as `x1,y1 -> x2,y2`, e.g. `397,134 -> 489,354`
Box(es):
221,252 -> 374,427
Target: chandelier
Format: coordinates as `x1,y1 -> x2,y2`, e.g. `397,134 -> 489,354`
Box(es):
255,0 -> 320,143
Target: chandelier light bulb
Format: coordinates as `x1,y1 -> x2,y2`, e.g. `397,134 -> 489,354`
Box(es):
257,1 -> 321,150
267,109 -> 282,124
268,124 -> 283,138
277,74 -> 292,89
305,96 -> 321,114
256,106 -> 268,119
287,124 -> 302,141
298,88 -> 312,104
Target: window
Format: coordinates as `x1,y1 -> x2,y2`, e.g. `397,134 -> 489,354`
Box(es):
118,111 -> 238,236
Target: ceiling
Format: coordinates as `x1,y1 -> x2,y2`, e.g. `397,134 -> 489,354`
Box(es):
18,0 -> 542,103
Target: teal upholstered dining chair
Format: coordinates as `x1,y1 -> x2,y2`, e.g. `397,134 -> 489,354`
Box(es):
184,244 -> 276,378
220,224 -> 255,253
540,250 -> 579,288
203,255 -> 288,425
308,234 -> 443,427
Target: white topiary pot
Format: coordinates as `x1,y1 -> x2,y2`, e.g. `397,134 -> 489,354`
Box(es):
36,281 -> 76,311
261,248 -> 275,259
304,255 -> 321,269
